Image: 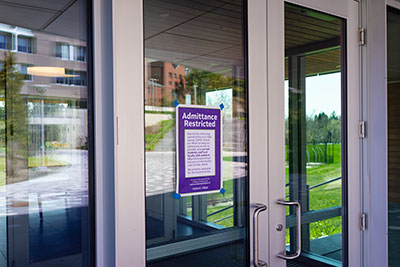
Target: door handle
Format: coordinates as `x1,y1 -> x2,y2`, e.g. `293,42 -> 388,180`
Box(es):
276,199 -> 301,260
253,203 -> 267,267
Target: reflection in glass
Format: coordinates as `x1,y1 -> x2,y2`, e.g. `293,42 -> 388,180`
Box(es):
284,3 -> 344,265
0,1 -> 91,266
144,0 -> 248,266
388,7 -> 400,267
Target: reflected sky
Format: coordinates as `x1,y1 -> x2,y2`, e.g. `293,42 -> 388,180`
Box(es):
285,72 -> 342,117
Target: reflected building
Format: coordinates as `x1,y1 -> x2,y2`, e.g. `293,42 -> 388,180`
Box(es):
0,1 -> 91,266
146,60 -> 186,106
0,23 -> 88,152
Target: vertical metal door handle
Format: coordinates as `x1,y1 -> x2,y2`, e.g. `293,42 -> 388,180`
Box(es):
276,199 -> 301,260
253,203 -> 268,267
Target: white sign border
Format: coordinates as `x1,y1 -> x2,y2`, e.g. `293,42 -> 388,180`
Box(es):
176,104 -> 223,197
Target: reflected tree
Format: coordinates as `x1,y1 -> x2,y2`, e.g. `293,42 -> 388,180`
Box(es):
185,68 -> 246,117
0,52 -> 28,184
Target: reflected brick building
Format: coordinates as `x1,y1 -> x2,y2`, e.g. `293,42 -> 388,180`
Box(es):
146,61 -> 186,106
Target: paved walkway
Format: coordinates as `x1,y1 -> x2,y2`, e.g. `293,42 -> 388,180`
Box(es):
146,151 -> 247,196
153,127 -> 175,152
0,146 -> 248,215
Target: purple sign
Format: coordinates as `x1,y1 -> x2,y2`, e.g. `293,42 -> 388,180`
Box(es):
176,105 -> 222,196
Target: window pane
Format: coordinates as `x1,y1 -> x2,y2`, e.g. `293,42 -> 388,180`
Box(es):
144,0 -> 249,266
18,36 -> 33,53
16,63 -> 32,81
388,7 -> 400,267
75,46 -> 86,62
56,42 -> 70,60
0,1 -> 92,266
284,3 -> 345,265
0,32 -> 11,50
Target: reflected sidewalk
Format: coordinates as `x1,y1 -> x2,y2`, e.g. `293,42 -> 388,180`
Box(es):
0,149 -> 88,217
146,151 -> 247,196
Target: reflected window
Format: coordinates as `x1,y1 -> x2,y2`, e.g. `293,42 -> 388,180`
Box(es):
73,71 -> 87,86
0,32 -> 12,50
15,63 -> 33,81
55,42 -> 70,60
55,69 -> 86,86
17,35 -> 33,53
75,46 -> 86,62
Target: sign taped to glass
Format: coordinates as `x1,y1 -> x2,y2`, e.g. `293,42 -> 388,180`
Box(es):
176,105 -> 222,196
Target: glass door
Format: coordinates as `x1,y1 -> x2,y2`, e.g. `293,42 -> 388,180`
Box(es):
275,1 -> 361,266
284,3 -> 345,266
388,4 -> 400,267
113,0 -> 361,266
143,0 -> 250,265
0,1 -> 93,267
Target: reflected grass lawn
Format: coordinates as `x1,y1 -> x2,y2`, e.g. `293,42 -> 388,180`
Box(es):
205,144 -> 343,242
206,205 -> 234,227
0,156 -> 68,186
28,156 -> 68,168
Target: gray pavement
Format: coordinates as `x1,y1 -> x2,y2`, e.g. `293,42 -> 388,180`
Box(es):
153,127 -> 175,152
0,146 -> 247,216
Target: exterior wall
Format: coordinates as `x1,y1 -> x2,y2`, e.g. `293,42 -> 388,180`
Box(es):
361,0 -> 387,266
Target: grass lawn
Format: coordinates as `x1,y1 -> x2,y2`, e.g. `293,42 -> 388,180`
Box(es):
285,144 -> 342,242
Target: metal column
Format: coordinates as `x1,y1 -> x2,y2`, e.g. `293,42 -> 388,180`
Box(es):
288,55 -> 310,252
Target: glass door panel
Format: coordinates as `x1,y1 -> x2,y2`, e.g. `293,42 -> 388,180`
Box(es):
0,1 -> 93,266
143,0 -> 249,265
388,6 -> 400,267
284,3 -> 346,266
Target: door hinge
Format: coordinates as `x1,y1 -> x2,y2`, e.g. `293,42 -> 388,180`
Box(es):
359,120 -> 366,139
360,213 -> 367,231
359,28 -> 366,46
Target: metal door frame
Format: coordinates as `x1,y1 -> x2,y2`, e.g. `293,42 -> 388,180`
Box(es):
360,1 -> 400,267
111,0 -> 362,266
249,0 -> 362,266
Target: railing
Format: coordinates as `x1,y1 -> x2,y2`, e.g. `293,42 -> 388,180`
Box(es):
286,206 -> 342,228
207,205 -> 233,223
285,176 -> 343,227
309,176 -> 341,190
285,176 -> 342,197
208,177 -> 342,225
